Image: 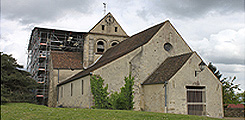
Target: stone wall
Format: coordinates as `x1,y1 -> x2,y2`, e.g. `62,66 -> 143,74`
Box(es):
142,84 -> 165,112
48,68 -> 82,107
83,34 -> 128,68
93,21 -> 192,111
166,53 -> 223,117
57,75 -> 92,108
225,108 -> 245,117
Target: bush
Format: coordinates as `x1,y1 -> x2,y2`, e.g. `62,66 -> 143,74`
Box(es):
90,74 -> 135,110
110,74 -> 134,110
90,75 -> 109,109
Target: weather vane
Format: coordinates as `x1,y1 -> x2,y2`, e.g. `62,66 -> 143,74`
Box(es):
103,3 -> 106,15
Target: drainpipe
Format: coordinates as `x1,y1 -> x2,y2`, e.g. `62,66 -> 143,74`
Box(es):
57,68 -> 60,106
56,87 -> 59,104
164,81 -> 168,113
89,72 -> 93,109
58,68 -> 60,83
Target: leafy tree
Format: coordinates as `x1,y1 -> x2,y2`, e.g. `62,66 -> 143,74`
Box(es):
236,91 -> 245,103
109,74 -> 134,110
118,74 -> 134,110
221,76 -> 241,106
90,75 -> 109,109
90,74 -> 135,110
208,62 -> 242,106
1,52 -> 39,104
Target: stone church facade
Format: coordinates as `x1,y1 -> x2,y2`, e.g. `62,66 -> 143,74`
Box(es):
48,13 -> 128,107
48,13 -> 223,118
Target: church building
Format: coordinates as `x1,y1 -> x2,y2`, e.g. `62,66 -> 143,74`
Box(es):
28,12 -> 223,118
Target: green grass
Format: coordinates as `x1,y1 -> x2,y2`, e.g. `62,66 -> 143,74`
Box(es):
1,103 -> 222,120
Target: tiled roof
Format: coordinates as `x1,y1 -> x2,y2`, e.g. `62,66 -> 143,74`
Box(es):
57,21 -> 167,86
227,104 -> 244,108
143,52 -> 193,85
51,51 -> 83,69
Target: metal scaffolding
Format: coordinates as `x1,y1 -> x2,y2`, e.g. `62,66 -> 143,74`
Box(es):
27,27 -> 84,105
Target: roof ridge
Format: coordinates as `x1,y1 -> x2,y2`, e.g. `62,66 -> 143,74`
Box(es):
57,21 -> 167,86
143,52 -> 193,85
168,52 -> 194,59
95,21 -> 167,63
89,12 -> 111,32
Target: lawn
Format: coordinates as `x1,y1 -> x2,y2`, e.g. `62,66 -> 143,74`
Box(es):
1,103 -> 222,120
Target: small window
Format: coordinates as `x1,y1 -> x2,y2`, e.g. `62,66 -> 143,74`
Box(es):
97,41 -> 105,53
164,43 -> 173,51
115,27 -> 118,32
81,80 -> 84,95
102,25 -> 105,30
71,83 -> 73,96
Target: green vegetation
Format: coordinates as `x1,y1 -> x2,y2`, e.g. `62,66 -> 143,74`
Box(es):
90,75 -> 109,109
1,103 -> 222,120
208,62 -> 244,106
1,52 -> 39,104
110,74 -> 134,110
90,74 -> 134,110
221,76 -> 243,105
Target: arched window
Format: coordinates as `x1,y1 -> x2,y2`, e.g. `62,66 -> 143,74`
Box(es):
111,42 -> 118,47
111,41 -> 119,47
97,41 -> 105,53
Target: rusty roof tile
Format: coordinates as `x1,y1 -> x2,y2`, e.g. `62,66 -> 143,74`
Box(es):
51,51 -> 83,69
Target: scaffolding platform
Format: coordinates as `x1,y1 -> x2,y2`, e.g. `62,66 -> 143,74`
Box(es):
27,27 -> 85,105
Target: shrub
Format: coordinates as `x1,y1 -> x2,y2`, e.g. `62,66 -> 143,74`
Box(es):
90,75 -> 109,109
109,74 -> 134,110
90,74 -> 135,110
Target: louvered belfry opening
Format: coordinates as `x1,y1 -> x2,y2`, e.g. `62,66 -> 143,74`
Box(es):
97,41 -> 105,53
186,86 -> 206,116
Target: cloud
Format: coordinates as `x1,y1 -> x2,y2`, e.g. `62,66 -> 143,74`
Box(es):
0,19 -> 30,67
215,63 -> 245,91
137,0 -> 244,19
192,28 -> 245,65
189,28 -> 245,91
1,0 -> 95,25
1,0 -> 244,90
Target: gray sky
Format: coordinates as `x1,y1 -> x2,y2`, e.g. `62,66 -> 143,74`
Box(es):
1,0 -> 244,91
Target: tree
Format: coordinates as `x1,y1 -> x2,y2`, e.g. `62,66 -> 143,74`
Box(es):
90,75 -> 109,109
221,76 -> 241,106
236,91 -> 245,103
208,62 -> 242,106
90,74 -> 135,110
1,52 -> 39,104
109,74 -> 134,110
118,74 -> 134,110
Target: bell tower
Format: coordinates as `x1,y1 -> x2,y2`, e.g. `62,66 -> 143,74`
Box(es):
83,13 -> 129,69
89,12 -> 128,36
